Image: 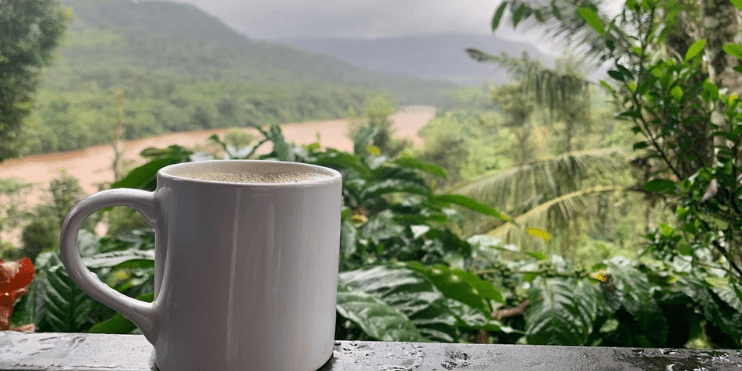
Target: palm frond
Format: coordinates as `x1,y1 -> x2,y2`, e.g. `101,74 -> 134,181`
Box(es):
445,147 -> 631,236
485,185 -> 623,244
465,49 -> 591,114
488,0 -> 633,61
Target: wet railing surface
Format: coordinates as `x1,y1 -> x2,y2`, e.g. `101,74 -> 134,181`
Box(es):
2,332 -> 742,370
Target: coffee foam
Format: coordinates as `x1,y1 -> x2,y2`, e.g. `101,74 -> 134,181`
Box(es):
187,171 -> 328,184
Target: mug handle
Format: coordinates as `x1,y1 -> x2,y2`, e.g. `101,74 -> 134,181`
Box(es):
60,188 -> 160,342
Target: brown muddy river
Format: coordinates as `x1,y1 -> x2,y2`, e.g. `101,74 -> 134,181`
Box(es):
0,106 -> 436,205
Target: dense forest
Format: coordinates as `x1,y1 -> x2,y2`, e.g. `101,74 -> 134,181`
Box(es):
17,0 -> 460,156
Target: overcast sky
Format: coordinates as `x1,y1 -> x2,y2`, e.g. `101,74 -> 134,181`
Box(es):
166,0 -> 623,56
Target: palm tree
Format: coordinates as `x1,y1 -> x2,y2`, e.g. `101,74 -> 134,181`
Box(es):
484,0 -> 741,168
458,28 -> 631,253
466,50 -> 593,152
446,147 -> 631,252
456,0 -> 742,254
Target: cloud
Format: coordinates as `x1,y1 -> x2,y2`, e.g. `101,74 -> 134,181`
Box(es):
166,0 -> 617,56
170,0 -> 498,39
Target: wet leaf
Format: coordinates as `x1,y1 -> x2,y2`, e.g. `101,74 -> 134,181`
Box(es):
336,282 -> 425,342
339,265 -> 458,342
525,277 -> 599,345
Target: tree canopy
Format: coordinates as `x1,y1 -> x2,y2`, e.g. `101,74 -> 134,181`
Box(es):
0,0 -> 70,161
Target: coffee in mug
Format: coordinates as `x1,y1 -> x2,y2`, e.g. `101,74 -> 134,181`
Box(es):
60,160 -> 342,371
186,170 -> 330,184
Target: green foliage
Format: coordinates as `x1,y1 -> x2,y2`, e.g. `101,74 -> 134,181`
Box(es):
336,282 -> 425,342
12,0 -> 459,156
30,251 -> 105,332
580,0 -> 742,286
0,0 -> 70,161
20,214 -> 59,263
48,170 -> 86,224
525,276 -> 599,345
339,265 -> 458,342
12,229 -> 155,331
476,0 -> 742,349
416,110 -> 508,186
347,95 -> 411,157
18,171 -> 92,262
87,292 -> 153,334
0,178 -> 33,259
104,207 -> 150,237
99,123 -> 524,342
14,117 -> 742,349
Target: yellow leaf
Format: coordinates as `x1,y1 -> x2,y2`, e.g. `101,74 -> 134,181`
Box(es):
590,271 -> 607,282
366,145 -> 381,156
525,227 -> 551,241
704,276 -> 729,288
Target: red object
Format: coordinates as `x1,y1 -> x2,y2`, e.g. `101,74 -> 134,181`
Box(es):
0,258 -> 35,331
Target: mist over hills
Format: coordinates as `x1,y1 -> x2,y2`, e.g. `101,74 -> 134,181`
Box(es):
273,34 -> 553,86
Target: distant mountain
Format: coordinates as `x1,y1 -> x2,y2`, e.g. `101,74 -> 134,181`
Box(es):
24,0 -> 471,155
53,0 -> 458,104
273,34 -> 554,86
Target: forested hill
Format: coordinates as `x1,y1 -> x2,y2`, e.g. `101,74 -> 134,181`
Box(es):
22,0 -> 457,156
57,0 -> 457,94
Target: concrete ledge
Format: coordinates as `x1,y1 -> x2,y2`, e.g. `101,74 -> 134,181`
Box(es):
2,332 -> 742,370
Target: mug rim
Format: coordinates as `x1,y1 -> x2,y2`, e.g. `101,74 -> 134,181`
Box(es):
157,159 -> 342,187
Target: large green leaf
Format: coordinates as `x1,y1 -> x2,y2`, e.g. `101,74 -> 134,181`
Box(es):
406,262 -> 503,314
361,210 -> 406,245
723,44 -> 742,60
339,265 -> 458,342
434,194 -> 509,221
256,124 -> 295,162
362,179 -> 430,199
678,276 -> 742,343
446,298 -> 504,332
577,7 -> 604,35
525,277 -> 599,345
491,2 -> 508,30
82,249 -> 155,269
336,283 -> 425,342
311,149 -> 371,178
112,145 -> 192,191
111,157 -> 180,191
712,284 -> 742,313
77,229 -> 102,257
87,292 -> 154,334
339,219 -> 358,263
607,257 -> 668,345
684,39 -> 705,61
643,179 -> 675,192
393,156 -> 447,178
369,164 -> 428,185
33,252 -> 109,332
98,229 -> 155,253
352,126 -> 378,156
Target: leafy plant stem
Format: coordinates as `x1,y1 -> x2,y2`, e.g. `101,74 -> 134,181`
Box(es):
710,235 -> 742,280
627,54 -> 683,180
474,269 -> 600,282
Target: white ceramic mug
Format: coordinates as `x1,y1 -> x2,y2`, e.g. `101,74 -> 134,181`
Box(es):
60,160 -> 342,371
